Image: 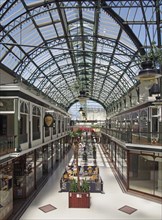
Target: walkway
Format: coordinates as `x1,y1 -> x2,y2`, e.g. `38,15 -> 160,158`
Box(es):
20,145 -> 162,220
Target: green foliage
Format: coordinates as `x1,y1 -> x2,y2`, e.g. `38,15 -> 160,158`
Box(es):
141,42 -> 162,65
81,178 -> 90,192
68,128 -> 83,138
69,178 -> 90,192
69,179 -> 78,192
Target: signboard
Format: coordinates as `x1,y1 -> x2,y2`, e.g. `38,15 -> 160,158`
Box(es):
44,114 -> 54,127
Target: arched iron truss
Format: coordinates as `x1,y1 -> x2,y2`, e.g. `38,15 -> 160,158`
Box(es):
0,0 -> 161,111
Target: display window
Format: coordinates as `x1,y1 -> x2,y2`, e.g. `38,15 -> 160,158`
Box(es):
0,162 -> 13,220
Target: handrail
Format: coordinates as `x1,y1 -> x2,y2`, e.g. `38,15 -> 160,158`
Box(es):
101,128 -> 161,145
0,136 -> 15,156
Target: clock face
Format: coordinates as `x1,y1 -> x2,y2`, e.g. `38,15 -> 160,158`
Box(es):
44,114 -> 54,127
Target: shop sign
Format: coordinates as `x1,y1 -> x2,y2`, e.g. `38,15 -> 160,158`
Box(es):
44,114 -> 54,127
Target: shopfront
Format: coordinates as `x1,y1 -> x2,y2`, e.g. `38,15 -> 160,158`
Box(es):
0,161 -> 13,220
101,134 -> 162,199
129,150 -> 162,197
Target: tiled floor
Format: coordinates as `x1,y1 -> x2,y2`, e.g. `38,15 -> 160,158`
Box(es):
20,145 -> 162,220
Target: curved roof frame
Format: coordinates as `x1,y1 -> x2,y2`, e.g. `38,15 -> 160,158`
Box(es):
0,0 -> 161,111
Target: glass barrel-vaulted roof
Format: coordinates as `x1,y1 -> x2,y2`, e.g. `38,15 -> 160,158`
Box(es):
0,0 -> 161,110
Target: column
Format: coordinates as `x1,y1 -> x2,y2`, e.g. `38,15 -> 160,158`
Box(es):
14,99 -> 20,152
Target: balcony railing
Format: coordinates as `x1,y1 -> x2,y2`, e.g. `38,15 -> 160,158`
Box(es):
101,128 -> 161,145
0,136 -> 15,156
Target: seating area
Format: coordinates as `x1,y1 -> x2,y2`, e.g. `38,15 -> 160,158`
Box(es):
60,140 -> 103,193
60,164 -> 103,192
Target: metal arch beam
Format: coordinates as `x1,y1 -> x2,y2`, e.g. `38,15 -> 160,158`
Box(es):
35,63 -> 134,100
1,35 -> 136,73
90,2 -> 101,97
101,1 -> 145,55
155,0 -> 162,48
55,0 -> 79,78
103,51 -> 139,103
20,0 -> 74,103
77,1 -> 87,84
34,59 -> 131,94
1,34 -> 136,64
38,64 -> 121,88
31,50 -> 133,78
0,0 -> 147,109
0,0 -> 17,20
67,97 -> 107,111
97,28 -> 123,100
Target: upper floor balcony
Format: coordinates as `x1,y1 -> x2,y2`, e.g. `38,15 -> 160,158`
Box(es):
101,128 -> 162,146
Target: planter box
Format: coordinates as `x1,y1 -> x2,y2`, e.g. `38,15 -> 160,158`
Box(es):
69,192 -> 90,208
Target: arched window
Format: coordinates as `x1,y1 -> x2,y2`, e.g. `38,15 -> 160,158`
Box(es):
32,106 -> 41,140
20,101 -> 29,143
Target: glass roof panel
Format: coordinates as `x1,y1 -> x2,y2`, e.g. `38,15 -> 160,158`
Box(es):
1,2 -> 25,26
99,11 -> 120,39
39,25 -> 57,39
0,0 -> 161,110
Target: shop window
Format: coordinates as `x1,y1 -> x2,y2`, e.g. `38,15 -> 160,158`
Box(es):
36,148 -> 43,182
0,115 -> 7,135
20,102 -> 29,114
129,153 -> 162,197
139,109 -> 148,135
26,152 -> 34,195
0,99 -> 14,111
62,120 -> 64,132
20,114 -> 27,135
53,121 -> 56,135
0,163 -> 13,220
32,106 -> 41,140
152,118 -> 158,133
58,120 -> 61,133
132,112 -> 139,132
151,108 -> 159,137
152,108 -> 158,115
19,102 -> 28,143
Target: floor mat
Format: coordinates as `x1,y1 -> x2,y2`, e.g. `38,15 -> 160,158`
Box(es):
118,205 -> 137,215
39,204 -> 57,213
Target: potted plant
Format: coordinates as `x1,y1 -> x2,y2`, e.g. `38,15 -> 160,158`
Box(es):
68,127 -> 91,208
140,42 -> 162,67
69,178 -> 90,208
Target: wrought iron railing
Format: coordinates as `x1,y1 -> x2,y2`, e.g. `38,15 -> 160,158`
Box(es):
0,136 -> 15,156
101,128 -> 162,145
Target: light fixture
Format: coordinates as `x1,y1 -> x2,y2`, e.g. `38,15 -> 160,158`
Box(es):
82,112 -> 86,117
136,60 -> 161,81
78,90 -> 88,104
82,111 -> 87,120
79,107 -> 84,114
152,96 -> 162,106
149,83 -> 160,96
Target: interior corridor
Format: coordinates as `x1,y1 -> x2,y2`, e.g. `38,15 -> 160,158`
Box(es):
19,145 -> 162,220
